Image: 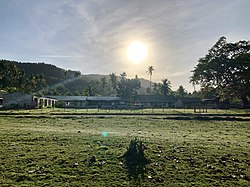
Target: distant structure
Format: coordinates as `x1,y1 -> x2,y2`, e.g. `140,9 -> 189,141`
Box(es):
1,92 -> 56,109
135,95 -> 176,108
175,98 -> 201,108
46,95 -> 127,109
0,91 -> 219,111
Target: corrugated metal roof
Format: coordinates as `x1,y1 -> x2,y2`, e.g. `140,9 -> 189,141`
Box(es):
177,98 -> 201,103
3,92 -> 31,98
45,96 -> 88,101
45,96 -> 123,101
87,96 -> 122,101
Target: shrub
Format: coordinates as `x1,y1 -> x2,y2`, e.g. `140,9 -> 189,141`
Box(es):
123,138 -> 148,164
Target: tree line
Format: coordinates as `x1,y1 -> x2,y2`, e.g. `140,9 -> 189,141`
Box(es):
0,59 -> 189,99
0,60 -> 46,94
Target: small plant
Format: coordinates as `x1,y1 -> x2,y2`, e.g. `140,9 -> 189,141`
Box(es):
123,138 -> 148,164
122,138 -> 149,181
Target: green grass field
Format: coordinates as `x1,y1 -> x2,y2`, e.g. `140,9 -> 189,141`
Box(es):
0,110 -> 249,186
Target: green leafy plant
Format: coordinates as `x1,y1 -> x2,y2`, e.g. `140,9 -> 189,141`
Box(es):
123,138 -> 148,164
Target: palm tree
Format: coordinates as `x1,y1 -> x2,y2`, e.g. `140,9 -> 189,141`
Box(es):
161,79 -> 171,95
146,66 -> 154,93
153,82 -> 161,95
120,72 -> 127,81
109,73 -> 117,90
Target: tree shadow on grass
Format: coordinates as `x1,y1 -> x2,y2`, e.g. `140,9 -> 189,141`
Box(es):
121,138 -> 149,183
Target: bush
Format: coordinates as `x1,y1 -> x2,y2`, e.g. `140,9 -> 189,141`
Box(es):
123,138 -> 148,164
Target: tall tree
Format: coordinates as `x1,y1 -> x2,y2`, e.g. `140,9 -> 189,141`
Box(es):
146,66 -> 154,94
0,61 -> 23,91
120,72 -> 127,81
152,83 -> 161,95
109,73 -> 117,90
176,85 -> 187,97
0,60 -> 47,93
100,76 -> 107,88
160,79 -> 171,95
116,72 -> 141,99
191,36 -> 250,108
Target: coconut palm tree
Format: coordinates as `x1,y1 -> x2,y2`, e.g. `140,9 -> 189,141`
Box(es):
153,82 -> 161,95
120,72 -> 127,81
146,66 -> 154,94
161,79 -> 171,95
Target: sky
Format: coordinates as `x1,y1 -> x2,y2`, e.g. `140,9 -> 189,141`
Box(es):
0,0 -> 250,92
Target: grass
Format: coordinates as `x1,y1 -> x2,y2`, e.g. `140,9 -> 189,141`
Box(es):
0,111 -> 249,186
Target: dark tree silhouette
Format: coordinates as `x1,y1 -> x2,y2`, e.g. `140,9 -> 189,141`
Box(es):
191,36 -> 250,108
160,79 -> 171,95
176,85 -> 187,97
146,66 -> 154,94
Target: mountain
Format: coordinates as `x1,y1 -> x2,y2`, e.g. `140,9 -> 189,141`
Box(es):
139,78 -> 151,89
0,59 -> 151,95
14,62 -> 81,86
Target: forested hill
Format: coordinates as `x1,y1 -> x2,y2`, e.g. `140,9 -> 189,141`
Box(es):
0,59 -> 150,95
13,61 -> 81,86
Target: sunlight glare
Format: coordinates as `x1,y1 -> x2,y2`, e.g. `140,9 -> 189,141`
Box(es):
127,41 -> 148,64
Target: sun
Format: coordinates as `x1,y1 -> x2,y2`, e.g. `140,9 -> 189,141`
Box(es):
127,41 -> 148,64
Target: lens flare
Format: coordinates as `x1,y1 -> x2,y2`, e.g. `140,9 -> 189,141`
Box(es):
102,131 -> 108,137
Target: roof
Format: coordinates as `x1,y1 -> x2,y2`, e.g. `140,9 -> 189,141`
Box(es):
3,92 -> 33,103
87,96 -> 123,101
45,96 -> 88,101
33,96 -> 57,100
177,97 -> 201,103
45,95 -> 123,101
3,92 -> 31,98
137,95 -> 176,102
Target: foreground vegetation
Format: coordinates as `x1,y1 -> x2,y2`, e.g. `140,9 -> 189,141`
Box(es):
0,111 -> 249,186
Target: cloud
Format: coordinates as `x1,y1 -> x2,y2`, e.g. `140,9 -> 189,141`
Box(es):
0,0 -> 249,91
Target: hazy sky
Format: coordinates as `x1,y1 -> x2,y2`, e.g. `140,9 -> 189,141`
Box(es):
1,0 -> 249,91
